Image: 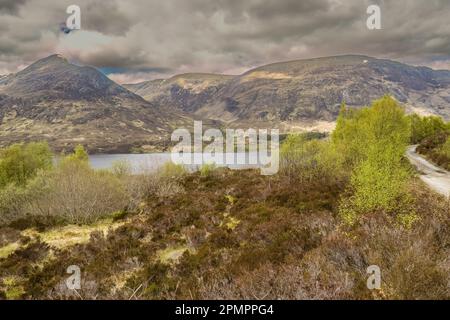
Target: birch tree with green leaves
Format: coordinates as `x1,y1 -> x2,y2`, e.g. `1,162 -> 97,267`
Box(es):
333,96 -> 414,225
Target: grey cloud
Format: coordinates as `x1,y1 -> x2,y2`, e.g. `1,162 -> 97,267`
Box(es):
77,49 -> 150,69
0,0 -> 27,15
0,0 -> 450,77
82,0 -> 134,36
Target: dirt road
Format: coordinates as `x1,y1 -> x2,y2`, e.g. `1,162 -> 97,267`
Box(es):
406,145 -> 450,198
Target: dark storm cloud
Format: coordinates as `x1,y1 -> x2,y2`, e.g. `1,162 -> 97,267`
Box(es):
0,0 -> 450,80
82,0 -> 133,36
0,0 -> 27,15
78,49 -> 151,69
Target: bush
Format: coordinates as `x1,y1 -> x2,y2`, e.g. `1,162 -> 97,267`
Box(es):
199,163 -> 217,178
0,184 -> 31,225
123,162 -> 188,208
110,160 -> 133,178
280,133 -> 345,184
441,137 -> 450,158
408,114 -> 449,144
30,160 -> 127,224
0,142 -> 52,188
157,162 -> 187,181
334,96 -> 413,224
0,146 -> 128,226
417,132 -> 450,170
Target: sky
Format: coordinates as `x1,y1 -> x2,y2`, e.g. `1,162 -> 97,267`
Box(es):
0,0 -> 450,83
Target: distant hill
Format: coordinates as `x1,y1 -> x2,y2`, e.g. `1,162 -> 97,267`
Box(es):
126,55 -> 450,130
0,55 -> 191,153
124,73 -> 234,114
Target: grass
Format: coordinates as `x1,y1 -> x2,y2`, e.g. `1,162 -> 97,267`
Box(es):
2,276 -> 25,300
0,242 -> 20,259
157,246 -> 191,264
221,216 -> 241,230
21,218 -> 125,249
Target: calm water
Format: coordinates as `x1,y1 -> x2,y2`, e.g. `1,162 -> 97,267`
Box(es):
89,152 -> 265,174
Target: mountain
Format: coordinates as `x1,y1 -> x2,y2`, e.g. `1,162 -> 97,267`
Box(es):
0,55 -> 191,153
2,54 -> 449,153
124,73 -> 234,114
126,55 -> 450,130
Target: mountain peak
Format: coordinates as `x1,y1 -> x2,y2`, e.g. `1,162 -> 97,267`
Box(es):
32,54 -> 69,66
0,53 -> 140,101
0,54 -> 189,153
18,54 -> 71,75
48,53 -> 64,58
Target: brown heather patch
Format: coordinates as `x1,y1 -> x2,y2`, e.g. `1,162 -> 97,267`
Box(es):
0,169 -> 448,299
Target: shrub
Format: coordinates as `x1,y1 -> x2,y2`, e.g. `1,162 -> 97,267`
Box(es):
0,184 -> 31,225
155,180 -> 185,198
441,136 -> 450,158
408,114 -> 449,144
157,162 -> 187,181
417,132 -> 450,170
280,133 -> 345,184
123,162 -> 188,207
0,142 -> 52,188
334,96 -> 414,224
199,163 -> 217,178
25,157 -> 128,224
110,160 -> 133,178
0,146 -> 128,226
66,144 -> 89,162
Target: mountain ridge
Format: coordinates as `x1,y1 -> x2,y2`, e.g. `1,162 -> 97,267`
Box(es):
125,55 -> 450,127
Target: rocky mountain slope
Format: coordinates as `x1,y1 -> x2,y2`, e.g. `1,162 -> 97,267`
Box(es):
126,55 -> 450,130
0,55 -> 191,153
124,73 -> 234,114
